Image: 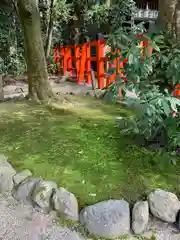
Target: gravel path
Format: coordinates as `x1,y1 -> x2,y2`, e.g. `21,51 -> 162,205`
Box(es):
1,191 -> 180,240
0,192 -> 84,240
3,81 -> 93,100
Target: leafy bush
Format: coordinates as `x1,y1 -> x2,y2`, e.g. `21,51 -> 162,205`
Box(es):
0,7 -> 25,76
106,25 -> 180,152
0,53 -> 26,76
47,55 -> 60,74
148,32 -> 180,91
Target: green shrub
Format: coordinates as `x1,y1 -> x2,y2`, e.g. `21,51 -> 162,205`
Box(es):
106,25 -> 180,152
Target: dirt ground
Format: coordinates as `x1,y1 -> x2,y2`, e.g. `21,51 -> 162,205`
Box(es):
3,75 -> 94,100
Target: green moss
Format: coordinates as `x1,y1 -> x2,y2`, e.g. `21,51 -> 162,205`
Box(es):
0,97 -> 180,209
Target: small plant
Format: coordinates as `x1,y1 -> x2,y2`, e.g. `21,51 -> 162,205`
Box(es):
47,55 -> 60,74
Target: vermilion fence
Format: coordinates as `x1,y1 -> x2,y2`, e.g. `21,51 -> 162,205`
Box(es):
53,34 -> 180,97
53,37 -> 120,89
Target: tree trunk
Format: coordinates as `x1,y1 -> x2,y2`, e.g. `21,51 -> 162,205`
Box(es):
17,0 -> 54,101
105,0 -> 111,7
175,0 -> 180,42
45,0 -> 55,57
157,0 -> 180,40
0,75 -> 4,102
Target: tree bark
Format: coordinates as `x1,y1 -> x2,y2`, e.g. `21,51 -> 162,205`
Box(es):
105,0 -> 112,7
157,0 -> 180,40
175,0 -> 180,42
0,75 -> 4,102
45,0 -> 55,57
17,0 -> 54,101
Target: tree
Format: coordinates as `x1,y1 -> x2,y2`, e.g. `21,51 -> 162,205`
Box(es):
45,0 -> 55,57
0,75 -> 3,102
105,0 -> 111,7
16,0 -> 54,101
157,0 -> 180,41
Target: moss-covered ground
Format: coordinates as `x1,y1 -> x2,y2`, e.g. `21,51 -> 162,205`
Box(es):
0,96 -> 179,208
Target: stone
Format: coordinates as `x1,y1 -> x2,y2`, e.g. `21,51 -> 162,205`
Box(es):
13,178 -> 40,204
19,94 -> 25,100
15,87 -> 23,93
132,201 -> 149,234
142,231 -> 180,240
32,181 -> 57,212
80,200 -> 130,239
0,154 -> 16,193
52,187 -> 79,221
146,215 -> 180,240
13,169 -> 32,186
148,189 -> 180,222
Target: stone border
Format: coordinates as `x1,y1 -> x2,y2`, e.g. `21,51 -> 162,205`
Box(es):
0,154 -> 180,239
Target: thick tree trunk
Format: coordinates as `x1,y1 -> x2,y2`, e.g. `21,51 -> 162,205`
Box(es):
0,75 -> 4,102
157,0 -> 180,40
175,0 -> 180,42
17,0 -> 54,101
45,0 -> 55,57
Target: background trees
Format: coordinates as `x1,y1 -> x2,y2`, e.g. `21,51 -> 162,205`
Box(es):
0,0 -> 180,101
0,0 -> 135,100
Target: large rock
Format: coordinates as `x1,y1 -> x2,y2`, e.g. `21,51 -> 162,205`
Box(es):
0,154 -> 16,193
13,169 -> 32,186
13,178 -> 40,204
80,200 -> 130,239
32,181 -> 57,212
132,201 -> 149,234
52,187 -> 79,221
148,189 -> 180,222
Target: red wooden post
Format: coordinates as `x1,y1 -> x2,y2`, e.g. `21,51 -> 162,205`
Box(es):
63,46 -> 68,75
67,46 -> 72,77
86,42 -> 91,84
78,43 -> 87,84
74,42 -> 81,84
96,33 -> 105,89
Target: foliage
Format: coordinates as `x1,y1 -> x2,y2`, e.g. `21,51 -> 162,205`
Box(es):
52,0 -> 136,45
85,0 -> 136,29
0,6 -> 25,75
165,116 -> 180,151
85,3 -> 110,27
109,0 -> 136,30
55,0 -> 73,23
149,33 -> 180,90
47,55 -> 59,74
0,53 -> 26,76
106,25 -> 180,152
